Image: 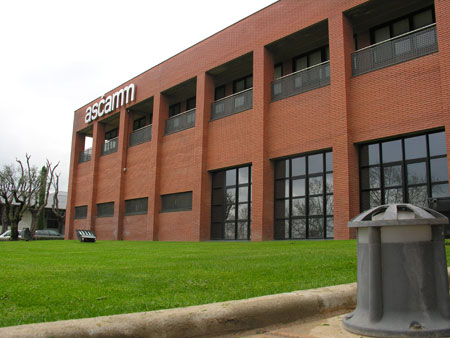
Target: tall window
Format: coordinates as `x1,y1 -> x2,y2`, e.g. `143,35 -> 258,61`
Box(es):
168,103 -> 181,118
105,128 -> 118,140
371,7 -> 435,44
293,46 -> 329,72
215,85 -> 226,100
360,131 -> 448,211
133,117 -> 146,131
274,151 -> 333,239
211,165 -> 252,240
186,97 -> 196,110
233,75 -> 253,93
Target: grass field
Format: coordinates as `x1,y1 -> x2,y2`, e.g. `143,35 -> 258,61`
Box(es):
1,239 -> 448,328
0,240 -> 359,328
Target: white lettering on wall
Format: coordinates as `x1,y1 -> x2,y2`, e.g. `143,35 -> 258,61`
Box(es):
84,84 -> 136,124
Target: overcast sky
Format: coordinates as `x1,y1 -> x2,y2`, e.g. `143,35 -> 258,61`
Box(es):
0,0 -> 276,191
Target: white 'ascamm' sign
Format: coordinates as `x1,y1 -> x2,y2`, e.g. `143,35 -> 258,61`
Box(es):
85,84 -> 136,124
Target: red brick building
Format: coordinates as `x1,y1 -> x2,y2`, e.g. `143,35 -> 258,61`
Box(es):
66,0 -> 450,241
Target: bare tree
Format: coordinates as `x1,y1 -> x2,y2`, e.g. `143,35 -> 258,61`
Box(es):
28,160 -> 59,237
51,173 -> 66,234
0,155 -> 39,240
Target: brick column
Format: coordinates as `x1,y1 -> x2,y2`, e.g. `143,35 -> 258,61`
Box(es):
329,13 -> 358,239
193,73 -> 214,240
435,0 -> 450,192
86,121 -> 105,234
251,47 -> 274,241
64,130 -> 85,239
146,93 -> 167,240
114,110 -> 130,240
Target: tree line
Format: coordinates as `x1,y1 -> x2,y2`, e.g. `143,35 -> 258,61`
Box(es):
0,154 -> 64,241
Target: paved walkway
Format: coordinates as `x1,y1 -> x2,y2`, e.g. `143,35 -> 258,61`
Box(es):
221,311 -> 364,338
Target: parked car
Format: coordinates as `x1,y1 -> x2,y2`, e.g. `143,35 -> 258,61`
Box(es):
33,229 -> 64,240
0,230 -> 22,241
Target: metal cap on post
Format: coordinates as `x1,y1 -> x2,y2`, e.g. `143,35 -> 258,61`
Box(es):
342,203 -> 450,337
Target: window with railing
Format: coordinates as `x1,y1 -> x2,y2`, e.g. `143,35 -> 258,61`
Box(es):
101,137 -> 118,156
129,125 -> 152,146
352,24 -> 438,76
79,148 -> 92,163
211,88 -> 253,121
164,108 -> 195,135
271,61 -> 330,102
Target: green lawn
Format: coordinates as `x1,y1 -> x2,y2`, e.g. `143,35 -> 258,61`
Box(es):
1,239 -> 448,328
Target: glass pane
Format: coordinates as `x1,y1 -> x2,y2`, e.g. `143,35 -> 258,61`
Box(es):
275,160 -> 289,179
360,144 -> 380,166
374,26 -> 391,43
430,158 -> 449,182
309,50 -> 322,66
226,205 -> 235,221
413,9 -> 433,29
405,135 -> 426,160
407,162 -> 427,185
274,65 -> 282,79
292,219 -> 306,239
326,218 -> 334,238
292,179 -> 305,197
385,188 -> 403,204
408,186 -> 428,207
309,176 -> 323,195
382,140 -> 402,163
275,220 -> 290,240
432,184 -> 449,198
275,199 -> 290,218
239,187 -> 248,202
309,218 -> 324,238
326,173 -> 333,193
226,188 -> 236,204
309,196 -> 323,215
308,154 -> 323,174
226,169 -> 236,186
238,167 -> 249,184
237,222 -> 248,240
361,167 -> 380,189
384,165 -> 402,187
237,204 -> 249,220
326,152 -> 333,172
361,190 -> 381,211
224,222 -> 235,240
326,195 -> 334,215
294,56 -> 307,71
392,18 -> 410,37
292,157 -> 305,176
291,198 -> 306,217
211,205 -> 224,222
275,180 -> 289,199
429,132 -> 446,157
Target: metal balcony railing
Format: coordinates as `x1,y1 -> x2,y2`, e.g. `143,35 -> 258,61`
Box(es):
352,24 -> 438,76
78,148 -> 92,163
101,137 -> 118,156
129,124 -> 152,147
211,88 -> 253,121
164,108 -> 195,135
271,61 -> 330,102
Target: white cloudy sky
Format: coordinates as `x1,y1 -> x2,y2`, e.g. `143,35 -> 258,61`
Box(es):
0,0 -> 276,191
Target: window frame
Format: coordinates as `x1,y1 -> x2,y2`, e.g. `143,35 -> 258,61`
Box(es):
292,45 -> 330,72
233,75 -> 253,94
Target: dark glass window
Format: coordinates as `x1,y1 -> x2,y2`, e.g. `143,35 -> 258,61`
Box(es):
75,205 -> 88,219
371,7 -> 435,44
293,46 -> 329,72
168,103 -> 181,118
360,131 -> 448,211
161,192 -> 192,212
105,128 -> 118,140
215,85 -> 226,100
133,117 -> 146,131
97,202 -> 114,217
274,151 -> 333,240
233,75 -> 253,93
186,97 -> 196,110
211,165 -> 252,240
125,197 -> 148,215
274,63 -> 283,79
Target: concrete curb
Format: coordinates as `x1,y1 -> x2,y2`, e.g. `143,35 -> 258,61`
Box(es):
0,283 -> 357,338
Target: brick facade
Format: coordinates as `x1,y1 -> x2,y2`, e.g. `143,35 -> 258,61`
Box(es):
66,0 -> 450,241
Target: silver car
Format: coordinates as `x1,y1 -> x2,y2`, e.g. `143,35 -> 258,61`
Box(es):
0,230 -> 22,240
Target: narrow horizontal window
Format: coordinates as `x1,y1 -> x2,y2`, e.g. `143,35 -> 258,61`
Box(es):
97,202 -> 114,217
74,205 -> 88,219
161,192 -> 192,212
125,198 -> 148,215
